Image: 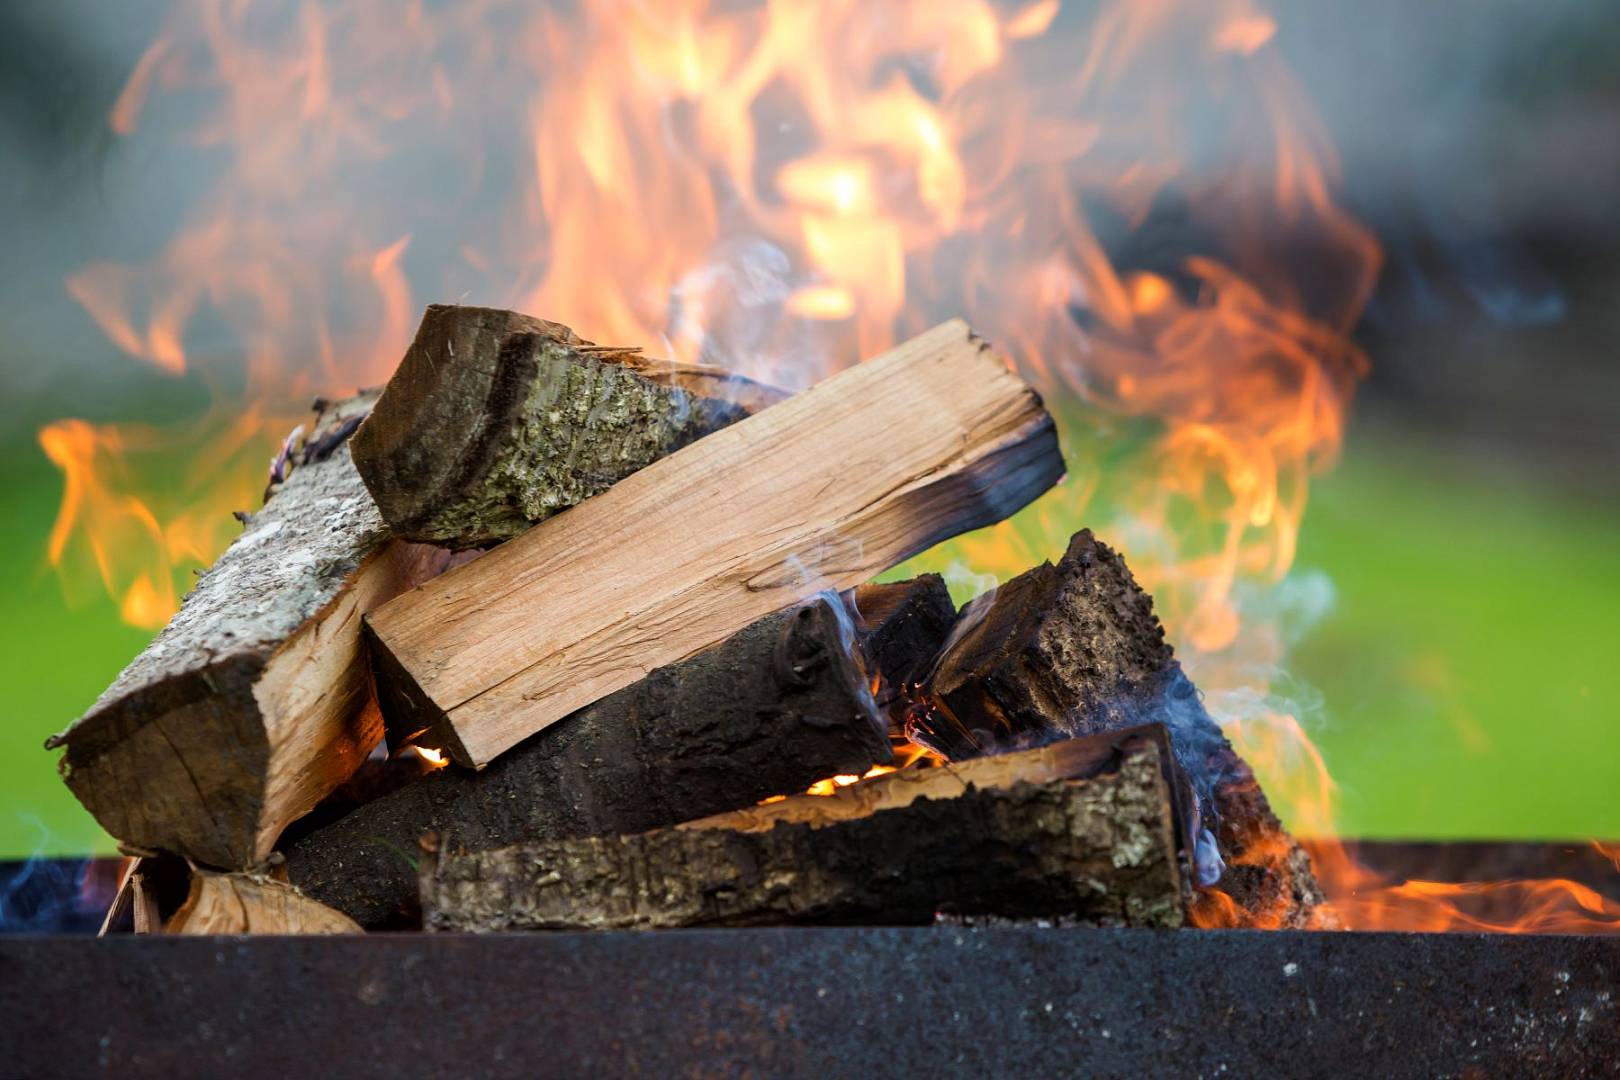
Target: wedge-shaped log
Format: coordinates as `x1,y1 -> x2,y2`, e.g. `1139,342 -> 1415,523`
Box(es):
165,870 -> 361,935
421,725 -> 1189,931
286,597 -> 891,928
920,528 -> 1327,928
351,305 -> 785,549
45,394 -> 459,869
368,320 -> 1064,767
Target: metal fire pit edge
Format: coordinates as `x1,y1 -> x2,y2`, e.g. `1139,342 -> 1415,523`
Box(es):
2,927 -> 1617,1078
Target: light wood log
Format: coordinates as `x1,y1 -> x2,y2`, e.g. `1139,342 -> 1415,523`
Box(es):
920,528 -> 1327,928
164,870 -> 361,935
421,727 -> 1188,931
367,320 -> 1064,768
285,597 -> 891,928
350,305 -> 786,549
46,394 -> 462,868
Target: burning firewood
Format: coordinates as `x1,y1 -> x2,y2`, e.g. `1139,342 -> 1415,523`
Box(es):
420,725 -> 1191,931
364,319 -> 1064,768
45,393 -> 466,870
283,596 -> 892,928
851,574 -> 957,727
350,305 -> 786,549
920,528 -> 1326,927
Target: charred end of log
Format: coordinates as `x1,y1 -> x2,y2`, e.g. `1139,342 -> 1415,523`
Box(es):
852,575 -> 956,727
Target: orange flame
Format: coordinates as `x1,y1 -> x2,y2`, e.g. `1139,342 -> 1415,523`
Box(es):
40,0 -> 1613,933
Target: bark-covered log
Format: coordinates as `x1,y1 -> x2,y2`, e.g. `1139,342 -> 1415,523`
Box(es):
165,870 -> 361,935
366,319 -> 1064,768
852,575 -> 956,728
350,305 -> 785,549
421,728 -> 1187,931
920,528 -> 1326,928
286,597 -> 891,928
45,394 -> 461,869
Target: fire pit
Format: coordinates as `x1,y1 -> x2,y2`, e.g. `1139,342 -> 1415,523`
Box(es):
5,928 -> 1619,1076
5,1 -> 1620,1077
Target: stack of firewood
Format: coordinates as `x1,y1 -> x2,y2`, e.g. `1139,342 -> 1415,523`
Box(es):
52,305 -> 1324,935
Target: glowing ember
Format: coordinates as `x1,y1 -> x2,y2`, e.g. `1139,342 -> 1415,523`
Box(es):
36,0 -> 1612,933
407,746 -> 448,770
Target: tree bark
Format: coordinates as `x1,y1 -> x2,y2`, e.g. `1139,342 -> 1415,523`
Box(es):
45,394 -> 461,869
421,728 -> 1187,931
350,305 -> 785,549
286,597 -> 892,928
920,528 -> 1327,928
366,319 -> 1064,768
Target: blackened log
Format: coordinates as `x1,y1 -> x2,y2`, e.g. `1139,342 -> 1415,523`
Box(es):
421,728 -> 1186,931
350,305 -> 784,549
285,597 -> 891,928
852,575 -> 956,728
920,528 -> 1326,928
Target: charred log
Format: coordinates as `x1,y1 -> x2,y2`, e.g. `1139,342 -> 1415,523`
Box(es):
421,727 -> 1187,931
921,528 -> 1326,928
852,575 -> 957,728
286,597 -> 891,928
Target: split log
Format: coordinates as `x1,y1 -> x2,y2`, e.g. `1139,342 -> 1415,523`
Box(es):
367,319 -> 1064,767
350,305 -> 785,549
852,575 -> 957,728
165,870 -> 361,935
286,597 -> 891,928
919,528 -> 1326,928
45,394 -> 462,869
421,726 -> 1188,931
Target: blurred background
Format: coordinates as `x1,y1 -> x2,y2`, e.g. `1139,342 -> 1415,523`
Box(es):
1,0 -> 1616,869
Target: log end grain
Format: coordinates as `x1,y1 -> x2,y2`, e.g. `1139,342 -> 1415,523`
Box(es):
351,305 -> 784,548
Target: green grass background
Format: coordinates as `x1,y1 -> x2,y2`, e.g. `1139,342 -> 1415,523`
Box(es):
3,420 -> 1617,857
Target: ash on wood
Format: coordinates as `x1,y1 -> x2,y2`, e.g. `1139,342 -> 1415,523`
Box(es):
165,870 -> 361,935
287,597 -> 891,928
45,394 -> 461,869
350,305 -> 785,549
421,727 -> 1187,931
367,320 -> 1064,768
853,575 -> 956,727
920,528 -> 1326,928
